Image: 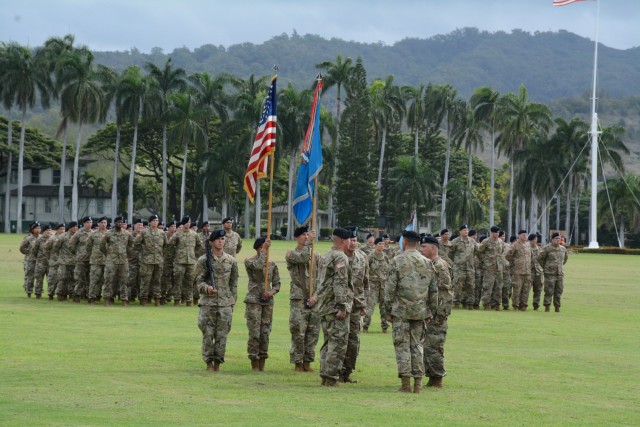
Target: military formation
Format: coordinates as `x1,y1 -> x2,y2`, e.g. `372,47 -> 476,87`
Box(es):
20,218 -> 569,392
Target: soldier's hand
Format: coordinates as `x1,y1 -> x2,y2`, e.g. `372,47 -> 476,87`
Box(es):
207,286 -> 217,296
387,315 -> 394,323
359,308 -> 366,316
336,309 -> 347,321
309,230 -> 317,240
261,290 -> 274,299
425,317 -> 433,325
308,295 -> 318,306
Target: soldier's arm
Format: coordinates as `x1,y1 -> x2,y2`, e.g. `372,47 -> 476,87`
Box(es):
537,247 -> 548,267
68,233 -> 79,251
195,259 -> 210,294
19,237 -> 31,255
271,264 -> 281,294
99,234 -> 108,254
245,252 -> 266,272
426,269 -> 439,321
286,245 -> 311,266
563,248 -> 569,265
134,232 -> 144,244
230,259 -> 239,305
383,260 -> 398,316
363,257 -> 370,293
236,235 -> 242,254
332,256 -> 349,310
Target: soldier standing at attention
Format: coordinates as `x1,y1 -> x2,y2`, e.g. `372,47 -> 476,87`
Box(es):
507,230 -> 532,311
498,231 -> 512,310
359,233 -> 375,255
382,234 -> 395,260
385,230 -> 437,394
54,222 -> 78,301
222,217 -> 242,257
161,220 -> 177,304
86,217 -> 108,304
538,232 -> 569,312
169,216 -> 203,306
69,216 -> 93,302
438,229 -> 453,267
196,229 -> 238,372
136,215 -> 168,306
285,226 -> 321,372
32,224 -> 52,299
477,226 -> 506,311
196,221 -> 210,258
420,235 -> 452,389
312,228 -> 353,387
529,233 -> 545,311
244,237 -> 280,371
126,219 -> 144,303
100,217 -> 133,306
449,224 -> 478,309
44,224 -> 66,299
363,237 -> 391,334
20,222 -> 41,297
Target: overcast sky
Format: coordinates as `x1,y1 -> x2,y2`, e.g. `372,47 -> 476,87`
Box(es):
1,0 -> 638,52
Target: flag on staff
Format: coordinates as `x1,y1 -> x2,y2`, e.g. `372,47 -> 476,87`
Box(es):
244,76 -> 277,203
292,79 -> 324,225
552,0 -> 591,6
397,210 -> 416,253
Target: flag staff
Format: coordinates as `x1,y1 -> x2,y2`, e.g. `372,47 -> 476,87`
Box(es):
264,65 -> 278,292
308,74 -> 323,295
588,0 -> 601,248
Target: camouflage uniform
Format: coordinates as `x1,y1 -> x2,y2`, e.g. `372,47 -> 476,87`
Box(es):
223,230 -> 242,257
196,230 -> 209,258
196,250 -> 238,365
449,236 -> 477,307
86,229 -> 107,301
538,244 -> 569,309
69,228 -> 93,299
316,247 -> 352,382
501,242 -> 513,309
477,237 -> 506,309
506,240 -> 532,309
530,244 -> 545,309
32,234 -> 50,296
44,234 -> 61,297
100,229 -> 133,301
161,237 -> 176,302
136,228 -> 168,302
473,251 -> 483,308
384,249 -> 437,379
424,256 -> 453,380
359,243 -> 374,256
383,246 -> 396,260
54,232 -> 77,298
363,251 -> 391,331
19,233 -> 38,295
342,248 -> 369,380
285,243 -> 321,366
244,252 -> 280,361
127,231 -> 142,301
169,228 -> 203,304
438,240 -> 453,267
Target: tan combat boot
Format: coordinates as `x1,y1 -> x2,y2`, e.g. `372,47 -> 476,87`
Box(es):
295,363 -> 304,372
206,362 -> 215,372
258,358 -> 266,371
399,377 -> 411,393
431,377 -> 443,388
213,362 -> 220,371
251,360 -> 260,371
303,362 -> 314,372
413,377 -> 422,394
325,378 -> 339,387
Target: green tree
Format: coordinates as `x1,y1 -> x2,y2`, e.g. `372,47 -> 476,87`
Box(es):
0,43 -> 14,232
598,175 -> 640,247
402,83 -> 426,156
391,155 -> 438,226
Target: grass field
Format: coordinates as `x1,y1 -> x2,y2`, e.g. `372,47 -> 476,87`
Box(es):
1,234 -> 639,426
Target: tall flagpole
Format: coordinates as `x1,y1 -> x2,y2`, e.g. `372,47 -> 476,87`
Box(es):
588,0 -> 601,248
264,66 -> 278,291
308,176 -> 319,296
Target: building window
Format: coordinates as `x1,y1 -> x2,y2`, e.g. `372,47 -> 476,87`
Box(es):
31,169 -> 40,184
53,170 -> 61,185
44,198 -> 52,213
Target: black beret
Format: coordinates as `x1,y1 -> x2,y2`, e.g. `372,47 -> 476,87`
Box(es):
253,237 -> 267,250
374,237 -> 383,245
199,221 -> 209,228
132,218 -> 142,225
30,221 -> 41,228
126,224 -> 132,229
420,235 -> 439,246
99,216 -> 108,222
498,230 -> 505,237
42,224 -> 52,231
168,220 -> 177,227
81,216 -> 92,223
551,232 -> 560,239
190,223 -> 197,228
490,226 -> 500,233
294,226 -> 309,237
149,214 -> 159,222
528,233 -> 537,241
222,217 -> 233,224
382,234 -> 389,239
402,230 -> 420,241
479,235 -> 487,243
209,229 -> 226,241
158,221 -> 165,227
469,229 -> 477,237
518,229 -> 527,235
114,216 -> 124,223
57,223 -> 66,229
510,236 -> 517,243
67,221 -> 78,229
366,233 -> 375,239
440,228 -> 449,235
180,216 -> 191,225
333,228 -> 352,239
459,224 -> 468,231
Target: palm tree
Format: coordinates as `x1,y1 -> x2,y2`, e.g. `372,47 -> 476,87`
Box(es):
391,155 -> 438,226
454,105 -> 484,190
599,175 -> 640,247
370,76 -> 405,215
0,43 -> 14,232
145,58 -> 187,223
402,83 -> 426,156
445,179 -> 484,227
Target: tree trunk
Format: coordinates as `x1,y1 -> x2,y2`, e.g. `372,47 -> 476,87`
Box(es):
4,118 -> 12,233
515,196 -> 520,234
180,141 -> 188,219
162,124 -> 167,223
244,195 -> 250,239
58,128 -> 68,222
619,214 -> 625,248
541,196 -> 548,244
127,121 -> 139,222
71,121 -> 83,221
376,127 -> 388,216
556,195 -> 561,231
507,161 -> 515,239
16,107 -> 27,233
467,150 -> 473,190
489,124 -> 495,226
286,148 -> 296,239
565,177 -> 572,244
111,126 -> 121,221
573,193 -> 579,245
329,87 -> 342,229
255,181 -> 261,238
202,124 -> 209,222
441,119 -> 452,230
521,198 -> 527,232
529,192 -> 537,233
414,126 -> 419,157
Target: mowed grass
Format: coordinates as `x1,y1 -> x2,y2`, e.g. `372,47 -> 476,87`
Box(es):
1,234 -> 639,426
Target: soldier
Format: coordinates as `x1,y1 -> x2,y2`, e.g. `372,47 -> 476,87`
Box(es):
100,216 -> 133,306
438,229 -> 453,267
44,224 -> 66,299
69,216 -> 93,302
161,220 -> 178,304
285,226 -> 321,372
54,222 -> 78,301
196,221 -> 210,258
32,224 -> 52,299
136,214 -> 168,306
385,230 -> 438,394
469,230 -> 482,309
126,218 -> 144,303
196,229 -> 238,372
420,235 -> 452,388
382,234 -> 395,260
311,227 -> 353,387
341,226 -> 369,383
244,237 -> 280,371
529,233 -> 545,310
363,237 -> 391,334
506,230 -> 532,311
86,217 -> 108,303
359,233 -> 375,255
449,224 -> 478,309
477,226 -> 507,310
222,217 -> 242,257
20,222 -> 41,297
169,216 -> 203,306
499,231 -> 513,310
538,232 -> 569,312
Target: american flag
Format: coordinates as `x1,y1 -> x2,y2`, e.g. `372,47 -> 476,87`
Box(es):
552,0 -> 591,6
244,76 -> 277,203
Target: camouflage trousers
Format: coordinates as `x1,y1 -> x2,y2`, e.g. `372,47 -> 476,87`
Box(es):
47,264 -> 59,297
161,265 -> 174,300
127,262 -> 140,301
56,264 -> 76,297
474,270 -> 483,306
198,305 -> 233,364
103,263 -> 129,300
453,269 -> 475,306
424,320 -> 448,378
88,264 -> 105,300
392,319 -> 425,378
544,274 -> 564,308
342,311 -> 362,376
511,273 -> 532,308
139,263 -> 163,301
73,261 -> 90,298
531,273 -> 544,308
23,259 -> 36,294
245,303 -> 273,360
34,261 -> 49,295
363,281 -> 389,330
481,269 -> 503,308
289,299 -> 320,364
502,271 -> 513,308
319,313 -> 350,381
173,263 -> 195,303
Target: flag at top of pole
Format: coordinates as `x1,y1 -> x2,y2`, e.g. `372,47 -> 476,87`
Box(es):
244,75 -> 277,203
552,0 -> 592,6
292,78 -> 324,225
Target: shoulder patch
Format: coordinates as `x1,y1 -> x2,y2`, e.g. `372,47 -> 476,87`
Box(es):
336,262 -> 346,269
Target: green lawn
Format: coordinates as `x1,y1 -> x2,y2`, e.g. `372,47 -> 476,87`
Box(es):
1,234 -> 639,426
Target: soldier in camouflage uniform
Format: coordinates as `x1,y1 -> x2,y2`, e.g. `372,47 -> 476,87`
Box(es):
385,230 -> 438,394
86,217 -> 108,303
382,234 -> 395,260
529,234 -> 545,310
126,219 -> 143,303
54,222 -> 78,301
20,222 -> 41,297
222,217 -> 242,257
285,226 -> 321,372
32,224 -> 52,298
449,224 -> 478,309
196,221 -> 210,258
359,233 -> 375,256
136,214 -> 168,305
196,229 -> 239,372
538,232 -> 569,312
420,235 -> 452,389
499,232 -> 513,310
44,224 -> 66,299
477,226 -> 507,310
438,229 -> 453,267
244,237 -> 280,371
312,228 -> 353,387
506,230 -> 532,311
69,216 -> 93,302
363,237 -> 391,333
169,216 -> 203,306
100,217 -> 133,306
161,221 -> 177,304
